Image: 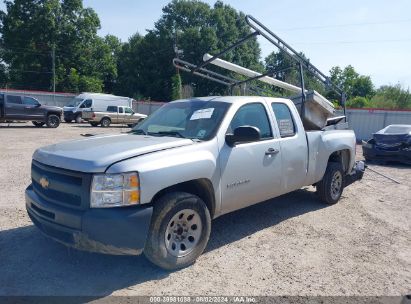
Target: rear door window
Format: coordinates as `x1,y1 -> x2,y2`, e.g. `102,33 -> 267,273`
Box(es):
6,95 -> 22,104
271,103 -> 296,137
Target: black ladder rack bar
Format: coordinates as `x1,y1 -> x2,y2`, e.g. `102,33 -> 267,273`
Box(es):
190,31 -> 260,74
245,15 -> 344,97
173,58 -> 281,97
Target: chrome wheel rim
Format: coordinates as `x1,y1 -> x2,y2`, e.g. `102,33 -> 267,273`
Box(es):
330,171 -> 343,200
165,209 -> 202,258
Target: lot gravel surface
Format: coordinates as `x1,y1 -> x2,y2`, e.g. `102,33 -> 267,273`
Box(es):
0,122 -> 410,297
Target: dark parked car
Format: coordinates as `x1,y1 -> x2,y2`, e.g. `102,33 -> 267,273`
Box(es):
0,93 -> 62,128
362,124 -> 411,164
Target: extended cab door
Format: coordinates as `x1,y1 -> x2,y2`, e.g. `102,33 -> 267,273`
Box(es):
219,102 -> 283,214
270,102 -> 308,192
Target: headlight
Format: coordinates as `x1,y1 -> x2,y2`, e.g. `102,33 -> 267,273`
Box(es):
91,172 -> 140,208
362,140 -> 373,149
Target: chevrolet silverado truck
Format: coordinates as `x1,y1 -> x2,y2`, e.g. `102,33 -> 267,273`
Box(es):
82,105 -> 147,127
0,93 -> 62,128
26,96 -> 364,270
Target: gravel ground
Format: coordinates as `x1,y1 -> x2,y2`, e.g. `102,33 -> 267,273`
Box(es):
0,122 -> 410,297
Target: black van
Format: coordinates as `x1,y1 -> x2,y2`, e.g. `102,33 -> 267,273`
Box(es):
0,94 -> 63,128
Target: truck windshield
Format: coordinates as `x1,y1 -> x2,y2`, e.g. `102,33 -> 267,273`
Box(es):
67,98 -> 84,107
132,100 -> 230,140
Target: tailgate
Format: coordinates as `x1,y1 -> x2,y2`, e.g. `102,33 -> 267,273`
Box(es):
82,111 -> 94,119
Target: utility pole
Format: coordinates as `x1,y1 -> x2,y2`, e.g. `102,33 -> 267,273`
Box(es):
52,44 -> 56,105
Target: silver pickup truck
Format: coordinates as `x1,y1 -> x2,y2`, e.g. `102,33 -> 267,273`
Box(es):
82,105 -> 147,127
25,96 -> 364,270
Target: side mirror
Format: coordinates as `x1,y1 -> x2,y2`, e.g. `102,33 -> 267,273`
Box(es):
225,126 -> 261,147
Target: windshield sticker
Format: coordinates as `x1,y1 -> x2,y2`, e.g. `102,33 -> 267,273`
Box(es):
197,129 -> 207,138
278,119 -> 294,136
190,108 -> 214,120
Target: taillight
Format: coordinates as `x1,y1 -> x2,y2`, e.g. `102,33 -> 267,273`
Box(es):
92,113 -> 95,118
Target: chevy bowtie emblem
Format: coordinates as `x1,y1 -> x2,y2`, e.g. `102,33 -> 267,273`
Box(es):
39,176 -> 49,189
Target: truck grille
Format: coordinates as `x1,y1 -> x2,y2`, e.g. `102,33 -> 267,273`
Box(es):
31,160 -> 92,210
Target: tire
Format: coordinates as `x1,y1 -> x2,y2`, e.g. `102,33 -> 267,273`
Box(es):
46,114 -> 60,128
100,117 -> 111,127
144,192 -> 211,270
316,162 -> 344,205
32,121 -> 45,127
75,114 -> 82,124
64,119 -> 72,123
90,122 -> 99,127
127,123 -> 136,128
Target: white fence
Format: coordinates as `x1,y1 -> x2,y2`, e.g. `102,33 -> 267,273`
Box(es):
342,108 -> 411,140
133,100 -> 166,115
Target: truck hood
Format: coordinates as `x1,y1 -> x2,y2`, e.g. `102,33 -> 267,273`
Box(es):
33,134 -> 194,172
41,105 -> 63,112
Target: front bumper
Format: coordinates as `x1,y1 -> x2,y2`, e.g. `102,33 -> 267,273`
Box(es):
26,185 -> 153,255
362,142 -> 411,165
63,111 -> 77,121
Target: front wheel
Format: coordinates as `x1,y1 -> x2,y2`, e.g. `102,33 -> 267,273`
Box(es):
316,162 -> 344,204
75,114 -> 82,124
46,115 -> 60,128
144,192 -> 211,270
32,121 -> 45,127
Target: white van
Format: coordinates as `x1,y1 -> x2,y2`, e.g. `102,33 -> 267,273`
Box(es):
63,93 -> 134,123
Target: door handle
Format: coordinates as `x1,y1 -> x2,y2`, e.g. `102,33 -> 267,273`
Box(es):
265,148 -> 279,155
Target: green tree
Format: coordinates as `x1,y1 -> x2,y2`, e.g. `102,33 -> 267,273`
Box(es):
329,65 -> 374,99
0,0 -> 114,93
117,0 -> 262,101
171,73 -> 182,100
370,84 -> 410,109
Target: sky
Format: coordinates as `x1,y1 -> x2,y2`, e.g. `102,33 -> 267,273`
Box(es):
2,0 -> 411,88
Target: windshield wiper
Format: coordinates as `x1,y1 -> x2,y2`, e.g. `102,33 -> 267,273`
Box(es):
131,129 -> 147,135
154,131 -> 185,138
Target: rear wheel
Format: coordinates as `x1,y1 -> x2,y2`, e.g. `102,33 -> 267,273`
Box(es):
316,162 -> 344,204
100,117 -> 111,127
32,121 -> 45,127
46,115 -> 60,128
144,192 -> 211,270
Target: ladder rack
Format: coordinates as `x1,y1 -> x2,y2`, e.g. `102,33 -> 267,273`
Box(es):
173,14 -> 347,121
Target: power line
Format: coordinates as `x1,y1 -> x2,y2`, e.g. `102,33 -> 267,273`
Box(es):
291,38 -> 411,45
278,19 -> 411,31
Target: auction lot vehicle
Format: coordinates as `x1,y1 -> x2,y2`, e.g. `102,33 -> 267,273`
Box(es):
82,105 -> 147,127
362,124 -> 411,164
26,96 -> 364,270
63,93 -> 133,123
0,93 -> 62,128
